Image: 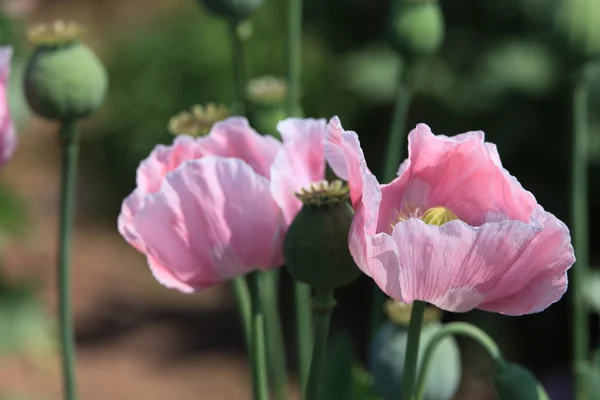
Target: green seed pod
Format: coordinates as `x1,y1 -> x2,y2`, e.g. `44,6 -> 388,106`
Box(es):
494,363 -> 550,400
284,180 -> 360,292
553,0 -> 600,63
388,0 -> 445,61
24,21 -> 108,122
369,301 -> 461,400
197,0 -> 263,21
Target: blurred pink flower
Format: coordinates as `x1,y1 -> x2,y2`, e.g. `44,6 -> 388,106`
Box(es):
0,47 -> 17,167
118,117 -> 326,292
325,118 -> 574,315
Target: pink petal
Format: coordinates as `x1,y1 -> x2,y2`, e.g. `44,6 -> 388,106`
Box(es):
370,211 -> 573,314
0,46 -> 16,166
395,124 -> 537,226
133,157 -> 284,292
117,188 -> 146,252
200,117 -> 281,179
136,135 -> 204,194
270,118 -> 327,224
477,207 -> 574,315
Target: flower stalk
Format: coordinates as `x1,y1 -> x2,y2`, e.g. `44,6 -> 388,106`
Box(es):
400,300 -> 426,400
414,322 -> 504,400
304,290 -> 336,400
285,0 -> 313,389
228,20 -> 248,115
57,120 -> 80,400
248,272 -> 269,400
571,64 -> 591,400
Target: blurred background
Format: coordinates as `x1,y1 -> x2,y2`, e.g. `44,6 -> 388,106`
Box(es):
0,0 -> 598,398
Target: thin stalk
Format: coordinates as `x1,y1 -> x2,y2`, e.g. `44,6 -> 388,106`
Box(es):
286,0 -> 313,389
232,277 -> 252,353
249,272 -> 269,400
571,65 -> 591,400
228,20 -> 248,115
304,290 -> 336,400
57,121 -> 79,400
400,301 -> 426,400
370,64 -> 414,338
262,269 -> 288,400
286,0 -> 302,117
295,282 -> 312,389
414,322 -> 504,400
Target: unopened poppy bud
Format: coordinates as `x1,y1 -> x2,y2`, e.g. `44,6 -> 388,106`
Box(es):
369,301 -> 461,400
168,103 -> 229,136
197,0 -> 263,21
284,180 -> 359,292
553,0 -> 600,63
494,363 -> 550,400
247,76 -> 289,139
388,0 -> 445,61
24,21 -> 108,122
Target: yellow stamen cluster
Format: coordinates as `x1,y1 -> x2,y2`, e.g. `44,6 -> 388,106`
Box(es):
247,76 -> 287,104
385,300 -> 442,327
296,180 -> 350,207
421,206 -> 458,226
168,103 -> 229,136
393,205 -> 458,231
27,21 -> 84,46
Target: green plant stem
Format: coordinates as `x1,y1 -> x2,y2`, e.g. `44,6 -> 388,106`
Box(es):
57,121 -> 79,400
286,0 -> 312,390
400,301 -> 426,400
286,0 -> 302,117
571,65 -> 591,400
295,282 -> 312,389
261,269 -> 288,400
232,277 -> 252,353
414,322 -> 504,400
228,20 -> 248,115
248,272 -> 269,400
370,64 -> 414,339
304,290 -> 336,400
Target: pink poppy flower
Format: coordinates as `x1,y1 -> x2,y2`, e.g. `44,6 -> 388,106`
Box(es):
325,118 -> 574,315
0,47 -> 17,166
118,117 -> 326,292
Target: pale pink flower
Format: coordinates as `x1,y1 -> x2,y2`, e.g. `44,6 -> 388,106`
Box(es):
0,47 -> 17,166
325,118 -> 574,315
118,117 -> 326,292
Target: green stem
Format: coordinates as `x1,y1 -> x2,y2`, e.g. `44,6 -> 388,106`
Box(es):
414,322 -> 504,400
400,301 -> 426,400
571,65 -> 591,400
304,290 -> 336,400
232,277 -> 252,353
286,0 -> 302,117
295,282 -> 313,390
285,0 -> 312,388
370,64 -> 414,339
261,269 -> 288,400
228,20 -> 248,115
248,272 -> 269,400
57,121 -> 79,400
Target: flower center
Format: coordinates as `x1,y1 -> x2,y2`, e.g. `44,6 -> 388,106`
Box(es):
421,206 -> 458,226
393,205 -> 458,230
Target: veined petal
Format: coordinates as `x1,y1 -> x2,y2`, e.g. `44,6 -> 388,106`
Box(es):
270,118 -> 327,224
133,157 -> 284,292
200,116 -> 281,179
